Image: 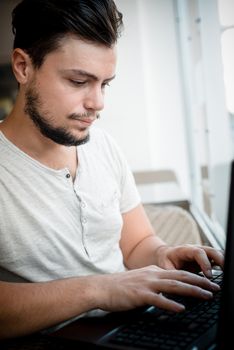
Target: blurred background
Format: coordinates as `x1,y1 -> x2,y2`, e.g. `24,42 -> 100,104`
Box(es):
0,0 -> 234,247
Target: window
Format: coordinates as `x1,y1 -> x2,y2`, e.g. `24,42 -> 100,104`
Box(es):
218,0 -> 234,153
176,0 -> 233,248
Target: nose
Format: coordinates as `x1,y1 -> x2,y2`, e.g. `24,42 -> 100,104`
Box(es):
84,86 -> 105,112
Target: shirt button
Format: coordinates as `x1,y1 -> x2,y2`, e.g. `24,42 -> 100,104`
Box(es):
81,217 -> 87,224
81,202 -> 86,208
66,173 -> 71,178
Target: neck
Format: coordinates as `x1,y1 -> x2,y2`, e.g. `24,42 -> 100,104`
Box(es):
0,99 -> 77,173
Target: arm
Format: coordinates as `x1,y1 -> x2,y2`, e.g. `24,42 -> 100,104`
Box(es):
0,205 -> 222,339
120,203 -> 166,269
0,269 -> 217,339
120,204 -> 224,275
0,264 -> 220,339
0,276 -> 98,339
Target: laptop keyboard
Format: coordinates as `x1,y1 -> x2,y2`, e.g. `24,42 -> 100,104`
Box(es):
101,271 -> 223,349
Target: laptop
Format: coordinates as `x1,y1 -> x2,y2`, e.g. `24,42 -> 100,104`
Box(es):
49,161 -> 234,350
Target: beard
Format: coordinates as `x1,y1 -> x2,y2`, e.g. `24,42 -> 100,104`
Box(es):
24,87 -> 90,147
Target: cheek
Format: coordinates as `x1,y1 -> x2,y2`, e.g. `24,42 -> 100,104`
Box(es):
40,86 -> 81,117
35,74 -> 84,117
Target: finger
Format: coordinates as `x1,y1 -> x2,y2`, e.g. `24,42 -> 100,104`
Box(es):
201,246 -> 225,269
153,279 -> 214,300
162,260 -> 176,270
155,270 -> 220,292
145,292 -> 185,312
193,247 -> 224,277
185,247 -> 213,278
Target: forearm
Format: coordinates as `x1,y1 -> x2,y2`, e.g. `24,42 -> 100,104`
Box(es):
0,275 -> 100,339
0,266 -> 221,339
124,234 -> 167,269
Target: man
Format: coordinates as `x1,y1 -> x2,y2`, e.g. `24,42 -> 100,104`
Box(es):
0,0 -> 223,339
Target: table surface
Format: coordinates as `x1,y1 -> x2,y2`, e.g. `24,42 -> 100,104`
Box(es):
1,333 -> 101,349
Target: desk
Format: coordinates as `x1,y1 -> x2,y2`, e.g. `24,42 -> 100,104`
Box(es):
0,334 -> 100,349
1,334 -> 67,350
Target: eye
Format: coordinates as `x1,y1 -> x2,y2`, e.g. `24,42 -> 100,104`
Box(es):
69,80 -> 86,86
102,82 -> 110,89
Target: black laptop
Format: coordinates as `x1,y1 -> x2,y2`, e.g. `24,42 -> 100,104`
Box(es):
49,161 -> 234,350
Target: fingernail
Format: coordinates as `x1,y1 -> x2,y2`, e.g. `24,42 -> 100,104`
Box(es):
176,304 -> 185,312
211,283 -> 220,291
202,290 -> 213,299
205,269 -> 213,278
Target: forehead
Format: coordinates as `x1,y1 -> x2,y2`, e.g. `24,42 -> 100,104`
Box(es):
41,36 -> 117,78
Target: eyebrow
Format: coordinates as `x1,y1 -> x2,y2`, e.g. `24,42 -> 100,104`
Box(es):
62,69 -> 116,82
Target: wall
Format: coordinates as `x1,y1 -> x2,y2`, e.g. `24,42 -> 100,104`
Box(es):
97,0 -> 190,197
0,0 -> 18,64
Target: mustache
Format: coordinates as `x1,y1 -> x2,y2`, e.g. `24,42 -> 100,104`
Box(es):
68,112 -> 100,120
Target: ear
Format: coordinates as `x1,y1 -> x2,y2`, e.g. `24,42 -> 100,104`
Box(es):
11,48 -> 33,84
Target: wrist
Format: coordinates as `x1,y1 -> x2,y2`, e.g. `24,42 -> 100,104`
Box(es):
83,274 -> 109,311
154,244 -> 168,267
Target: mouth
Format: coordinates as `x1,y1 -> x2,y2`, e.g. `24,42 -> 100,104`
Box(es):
70,117 -> 95,128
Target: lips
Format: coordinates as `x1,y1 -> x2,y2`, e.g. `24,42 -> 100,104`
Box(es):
69,113 -> 97,127
77,118 -> 94,125
71,117 -> 95,128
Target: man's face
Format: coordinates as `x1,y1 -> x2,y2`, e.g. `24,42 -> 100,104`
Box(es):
24,36 -> 117,146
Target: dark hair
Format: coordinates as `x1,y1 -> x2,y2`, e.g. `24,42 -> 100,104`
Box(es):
12,0 -> 123,68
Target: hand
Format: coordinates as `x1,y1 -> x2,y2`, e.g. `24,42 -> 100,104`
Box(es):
93,266 -> 220,313
154,244 -> 224,278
